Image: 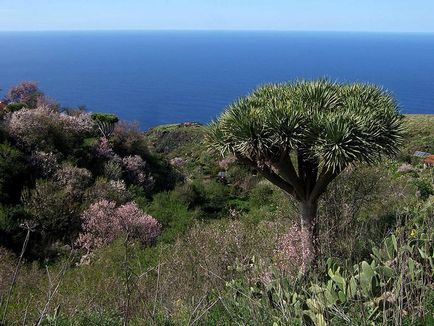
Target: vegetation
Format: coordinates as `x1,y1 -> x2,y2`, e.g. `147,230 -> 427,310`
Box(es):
207,80 -> 404,267
0,82 -> 432,325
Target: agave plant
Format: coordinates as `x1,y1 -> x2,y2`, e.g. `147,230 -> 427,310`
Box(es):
206,80 -> 403,266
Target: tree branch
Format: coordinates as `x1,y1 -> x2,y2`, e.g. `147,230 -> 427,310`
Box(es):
235,154 -> 296,197
274,151 -> 305,199
309,167 -> 339,201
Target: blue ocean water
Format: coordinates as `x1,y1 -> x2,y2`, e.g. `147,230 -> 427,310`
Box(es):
0,31 -> 433,129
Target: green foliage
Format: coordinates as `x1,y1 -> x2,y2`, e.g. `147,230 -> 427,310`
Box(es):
248,182 -> 275,208
4,102 -> 26,113
91,113 -> 119,138
145,123 -> 204,155
189,180 -> 231,215
413,178 -> 434,200
0,143 -> 29,204
23,179 -> 82,251
208,80 -> 403,173
147,191 -> 196,242
90,113 -> 119,124
400,115 -> 434,160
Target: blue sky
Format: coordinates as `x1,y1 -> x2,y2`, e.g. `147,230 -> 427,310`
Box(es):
0,0 -> 433,33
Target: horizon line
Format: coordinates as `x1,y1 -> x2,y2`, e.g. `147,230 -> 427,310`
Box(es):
0,28 -> 434,35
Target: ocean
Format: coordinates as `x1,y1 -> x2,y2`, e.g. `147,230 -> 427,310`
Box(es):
0,31 -> 433,129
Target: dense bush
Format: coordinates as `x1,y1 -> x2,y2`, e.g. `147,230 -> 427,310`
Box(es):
0,143 -> 29,204
4,81 -> 43,109
84,178 -> 131,205
146,191 -> 197,242
77,200 -> 161,251
5,107 -> 93,153
414,178 -> 434,200
111,121 -> 149,157
23,179 -> 81,248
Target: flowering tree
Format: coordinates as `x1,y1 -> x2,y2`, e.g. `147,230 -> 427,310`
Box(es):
6,107 -> 93,150
122,155 -> 155,190
54,163 -> 93,198
116,202 -> 162,243
6,107 -> 57,148
30,151 -> 59,177
59,112 -> 94,134
95,137 -> 117,159
5,81 -> 42,108
76,200 -> 161,251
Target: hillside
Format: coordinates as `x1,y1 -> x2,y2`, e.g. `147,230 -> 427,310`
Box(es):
0,82 -> 432,325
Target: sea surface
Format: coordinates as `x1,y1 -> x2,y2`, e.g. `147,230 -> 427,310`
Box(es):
0,31 -> 433,129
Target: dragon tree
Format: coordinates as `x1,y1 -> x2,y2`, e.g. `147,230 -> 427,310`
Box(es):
206,80 -> 403,267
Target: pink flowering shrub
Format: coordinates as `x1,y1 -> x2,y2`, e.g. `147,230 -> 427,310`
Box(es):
84,178 -> 131,204
6,106 -> 93,150
6,107 -> 57,148
59,112 -> 94,134
122,155 -> 155,190
219,155 -> 236,170
76,200 -> 161,251
76,200 -> 118,250
30,151 -> 59,177
274,224 -> 312,275
112,121 -> 148,156
397,163 -> 415,173
5,81 -> 42,108
54,163 -> 93,197
94,137 -> 116,159
116,202 -> 162,242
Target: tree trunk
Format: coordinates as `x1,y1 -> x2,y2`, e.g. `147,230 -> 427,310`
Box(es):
299,200 -> 319,270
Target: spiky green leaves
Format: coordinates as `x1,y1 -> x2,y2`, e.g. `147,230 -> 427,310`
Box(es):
207,80 -> 403,173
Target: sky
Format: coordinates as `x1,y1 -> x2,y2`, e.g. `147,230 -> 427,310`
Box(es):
0,0 -> 434,33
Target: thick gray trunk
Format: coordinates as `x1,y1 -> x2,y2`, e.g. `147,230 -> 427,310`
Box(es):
299,200 -> 318,269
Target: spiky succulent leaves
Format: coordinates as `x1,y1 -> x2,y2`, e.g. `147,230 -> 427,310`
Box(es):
207,80 -> 403,201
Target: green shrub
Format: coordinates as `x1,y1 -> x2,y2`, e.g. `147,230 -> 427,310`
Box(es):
22,179 -> 82,254
248,182 -> 275,208
190,180 -> 231,216
4,102 -> 26,113
147,191 -> 196,242
414,178 -> 434,200
0,143 -> 29,204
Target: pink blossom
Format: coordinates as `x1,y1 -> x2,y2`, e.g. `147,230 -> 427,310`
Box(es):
54,163 -> 93,197
5,81 -> 41,107
219,155 -> 236,170
30,151 -> 59,177
116,202 -> 161,243
59,112 -> 94,134
76,200 -> 161,251
122,155 -> 154,189
6,107 -> 57,148
95,137 -> 116,159
6,107 -> 93,149
274,224 -> 312,275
